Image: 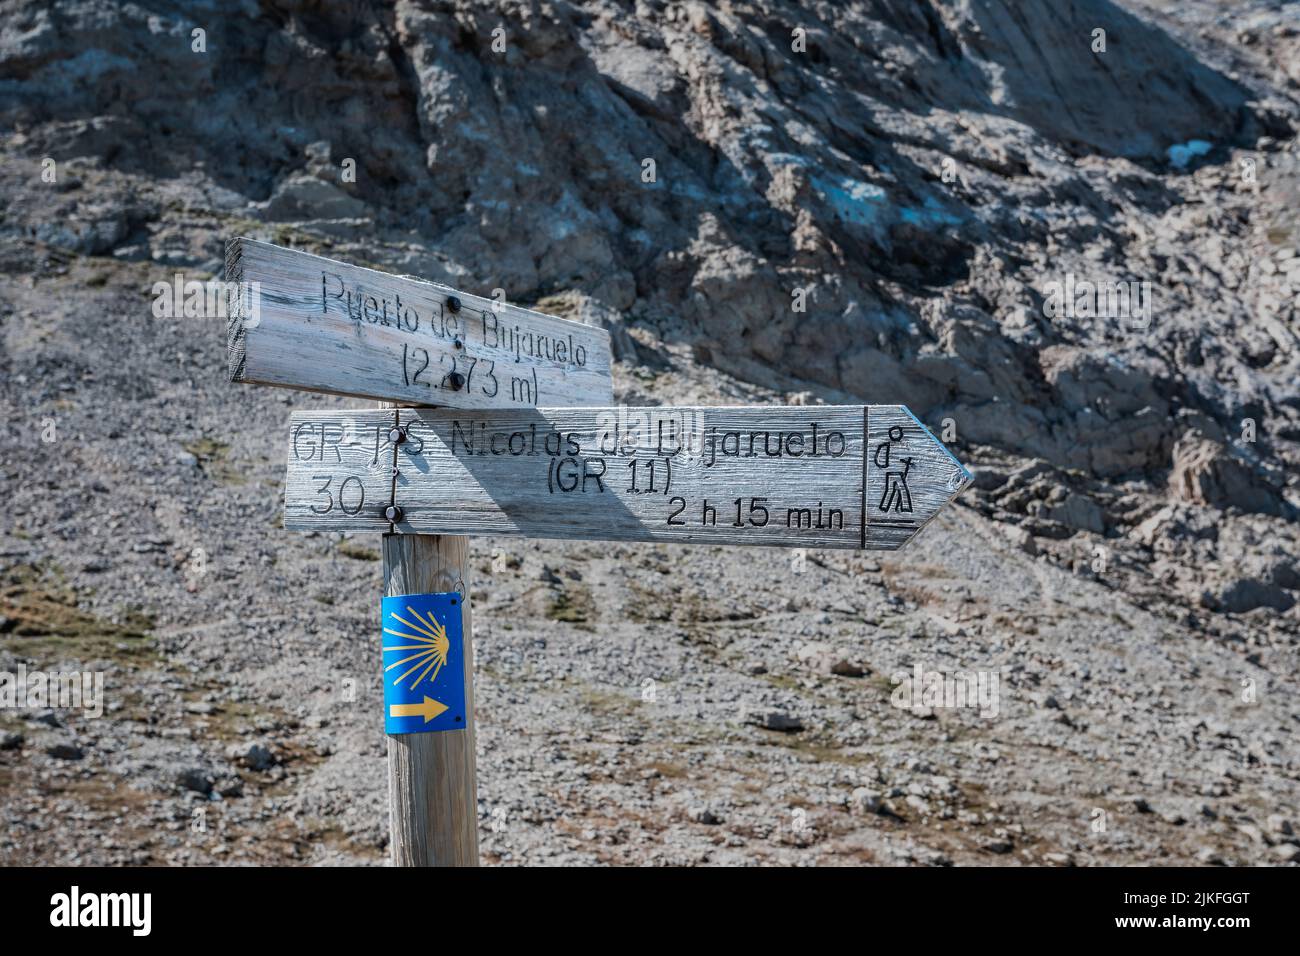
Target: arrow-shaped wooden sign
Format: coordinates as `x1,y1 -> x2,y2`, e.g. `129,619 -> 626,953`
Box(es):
283,404 -> 970,550
226,238 -> 614,409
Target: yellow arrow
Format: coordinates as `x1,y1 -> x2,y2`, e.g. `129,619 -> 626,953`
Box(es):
389,696 -> 449,723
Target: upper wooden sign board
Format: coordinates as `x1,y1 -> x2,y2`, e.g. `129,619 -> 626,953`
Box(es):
282,404 -> 971,551
225,238 -> 614,409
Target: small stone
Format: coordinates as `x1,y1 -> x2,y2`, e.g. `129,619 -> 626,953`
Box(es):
1237,823 -> 1265,843
830,659 -> 866,678
744,709 -> 803,733
46,743 -> 83,761
688,806 -> 722,825
177,768 -> 213,795
1003,526 -> 1038,555
226,742 -> 276,771
983,839 -> 1013,854
1196,847 -> 1225,865
1268,843 -> 1299,863
0,731 -> 22,751
1266,814 -> 1293,836
1203,719 -> 1231,737
850,787 -> 882,814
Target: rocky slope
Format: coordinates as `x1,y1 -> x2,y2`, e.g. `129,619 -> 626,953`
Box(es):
1,0 -> 1298,865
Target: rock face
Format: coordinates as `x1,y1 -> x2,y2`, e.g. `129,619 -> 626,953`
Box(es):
1169,431 -> 1288,516
1,0 -> 1299,867
1,0 -> 1296,472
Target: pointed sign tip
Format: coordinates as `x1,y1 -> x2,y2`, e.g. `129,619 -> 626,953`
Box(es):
899,405 -> 973,496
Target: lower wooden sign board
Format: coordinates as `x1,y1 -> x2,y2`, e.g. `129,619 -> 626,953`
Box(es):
283,405 -> 970,550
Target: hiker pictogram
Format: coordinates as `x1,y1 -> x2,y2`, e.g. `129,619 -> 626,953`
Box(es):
874,425 -> 914,514
880,456 -> 914,514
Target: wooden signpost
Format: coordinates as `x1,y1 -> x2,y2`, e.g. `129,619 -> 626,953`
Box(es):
226,238 -> 971,867
282,405 -> 969,551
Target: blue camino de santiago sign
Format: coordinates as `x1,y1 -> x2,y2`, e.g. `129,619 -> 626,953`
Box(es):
381,593 -> 466,734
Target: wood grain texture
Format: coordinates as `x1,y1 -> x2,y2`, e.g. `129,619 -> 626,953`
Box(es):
226,237 -> 614,408
384,533 -> 478,866
283,405 -> 971,550
282,410 -> 396,532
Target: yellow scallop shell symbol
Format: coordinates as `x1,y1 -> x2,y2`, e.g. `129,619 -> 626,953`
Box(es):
382,606 -> 450,691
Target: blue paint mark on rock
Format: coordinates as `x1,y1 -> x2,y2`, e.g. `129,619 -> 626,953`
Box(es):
812,174 -> 888,229
900,195 -> 963,228
1167,139 -> 1212,169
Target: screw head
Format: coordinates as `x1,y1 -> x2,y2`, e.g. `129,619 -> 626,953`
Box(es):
385,505 -> 403,522
388,427 -> 406,444
447,372 -> 466,390
446,295 -> 461,313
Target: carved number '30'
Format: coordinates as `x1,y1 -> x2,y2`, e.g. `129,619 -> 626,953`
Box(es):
311,474 -> 366,516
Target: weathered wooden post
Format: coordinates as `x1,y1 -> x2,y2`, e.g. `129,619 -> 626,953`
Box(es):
383,532 -> 477,865
227,238 -> 971,868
